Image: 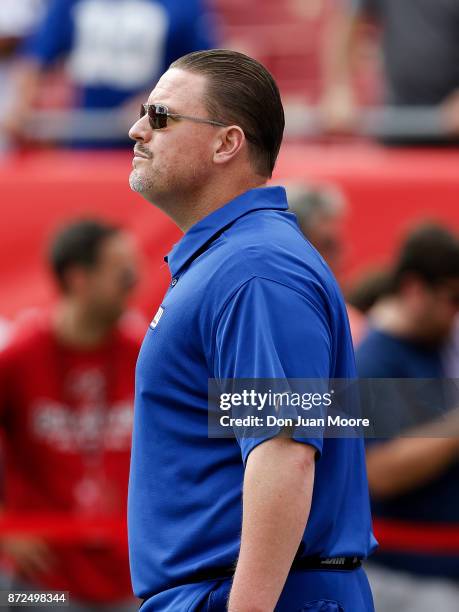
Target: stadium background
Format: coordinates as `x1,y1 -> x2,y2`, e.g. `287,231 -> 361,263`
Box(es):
0,0 -> 458,609
1,0 -> 459,320
1,145 -> 459,320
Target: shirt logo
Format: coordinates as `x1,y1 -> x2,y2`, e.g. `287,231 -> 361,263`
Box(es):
150,306 -> 164,329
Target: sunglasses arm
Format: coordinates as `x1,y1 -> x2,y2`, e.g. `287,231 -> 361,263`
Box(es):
167,113 -> 227,128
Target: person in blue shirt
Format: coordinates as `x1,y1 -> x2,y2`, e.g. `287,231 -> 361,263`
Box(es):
4,0 -> 215,145
127,49 -> 376,611
356,224 -> 459,612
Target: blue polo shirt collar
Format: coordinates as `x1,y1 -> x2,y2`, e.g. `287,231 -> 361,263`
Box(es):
165,186 -> 288,277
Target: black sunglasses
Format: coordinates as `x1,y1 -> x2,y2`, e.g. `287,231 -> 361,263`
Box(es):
140,103 -> 228,130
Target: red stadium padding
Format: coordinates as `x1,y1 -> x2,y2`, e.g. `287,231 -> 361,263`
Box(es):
1,144 -> 459,320
373,518 -> 459,554
1,515 -> 458,554
0,514 -> 127,544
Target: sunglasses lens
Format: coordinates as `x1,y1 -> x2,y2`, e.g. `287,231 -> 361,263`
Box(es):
139,104 -> 168,129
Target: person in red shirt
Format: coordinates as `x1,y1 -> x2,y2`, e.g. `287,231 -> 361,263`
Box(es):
0,220 -> 142,611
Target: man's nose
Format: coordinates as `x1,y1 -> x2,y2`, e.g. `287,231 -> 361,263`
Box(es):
129,116 -> 152,142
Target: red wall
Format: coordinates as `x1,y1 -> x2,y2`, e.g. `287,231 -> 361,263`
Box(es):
1,144 -> 458,320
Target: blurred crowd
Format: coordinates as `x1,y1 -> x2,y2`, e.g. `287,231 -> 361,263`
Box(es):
0,1 -> 458,611
0,0 -> 216,149
290,187 -> 459,612
320,0 -> 459,142
1,0 -> 459,149
1,188 -> 458,612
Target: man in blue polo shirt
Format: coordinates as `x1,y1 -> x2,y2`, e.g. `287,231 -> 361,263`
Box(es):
127,49 -> 376,611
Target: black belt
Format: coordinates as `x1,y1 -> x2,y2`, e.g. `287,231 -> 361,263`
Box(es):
293,556 -> 362,571
140,557 -> 362,607
184,556 -> 362,583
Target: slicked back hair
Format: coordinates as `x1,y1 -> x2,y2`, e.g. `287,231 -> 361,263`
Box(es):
170,49 -> 285,178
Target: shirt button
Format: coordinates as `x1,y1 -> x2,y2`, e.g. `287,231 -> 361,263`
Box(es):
171,277 -> 178,287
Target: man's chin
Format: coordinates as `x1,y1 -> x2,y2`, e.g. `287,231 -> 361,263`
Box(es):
129,170 -> 145,193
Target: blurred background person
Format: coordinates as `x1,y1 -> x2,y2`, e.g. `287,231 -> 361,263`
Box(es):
347,267 -> 393,321
0,0 -> 48,151
286,182 -> 347,274
2,0 -> 216,147
355,224 -> 459,612
321,0 -> 459,142
0,220 -> 142,611
286,182 -> 367,345
348,263 -> 459,369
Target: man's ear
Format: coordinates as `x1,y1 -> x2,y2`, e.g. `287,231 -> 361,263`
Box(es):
213,125 -> 246,166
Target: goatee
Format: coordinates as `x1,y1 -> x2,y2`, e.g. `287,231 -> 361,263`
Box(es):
129,170 -> 144,193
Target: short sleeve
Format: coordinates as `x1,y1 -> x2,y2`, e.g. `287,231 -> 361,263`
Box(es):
214,277 -> 332,464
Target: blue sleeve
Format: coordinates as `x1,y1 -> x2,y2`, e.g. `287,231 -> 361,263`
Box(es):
214,277 -> 332,465
20,0 -> 74,66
